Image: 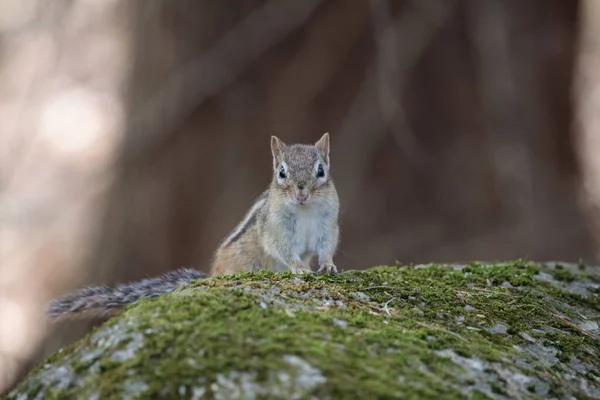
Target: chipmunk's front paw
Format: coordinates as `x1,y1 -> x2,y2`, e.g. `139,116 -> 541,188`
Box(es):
317,263 -> 338,274
290,266 -> 314,275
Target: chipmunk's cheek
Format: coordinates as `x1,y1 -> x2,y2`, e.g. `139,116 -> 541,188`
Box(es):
287,191 -> 299,204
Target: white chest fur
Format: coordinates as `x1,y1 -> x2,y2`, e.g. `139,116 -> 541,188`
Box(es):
291,206 -> 324,256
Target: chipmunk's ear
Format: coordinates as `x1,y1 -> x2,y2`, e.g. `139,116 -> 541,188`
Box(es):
271,136 -> 286,168
315,132 -> 330,165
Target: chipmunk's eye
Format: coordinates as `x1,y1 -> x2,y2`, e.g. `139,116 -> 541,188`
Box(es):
279,166 -> 286,179
317,164 -> 324,178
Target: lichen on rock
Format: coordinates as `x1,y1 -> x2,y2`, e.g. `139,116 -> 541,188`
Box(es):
4,261 -> 600,399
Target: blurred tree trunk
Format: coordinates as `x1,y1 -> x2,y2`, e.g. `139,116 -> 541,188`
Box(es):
576,0 -> 600,261
0,0 -> 133,391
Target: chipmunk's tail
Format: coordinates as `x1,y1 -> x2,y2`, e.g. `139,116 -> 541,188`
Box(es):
48,268 -> 206,322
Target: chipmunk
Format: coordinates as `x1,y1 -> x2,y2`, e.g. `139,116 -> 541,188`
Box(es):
49,133 -> 340,321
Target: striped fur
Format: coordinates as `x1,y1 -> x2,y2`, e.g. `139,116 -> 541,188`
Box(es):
220,190 -> 268,247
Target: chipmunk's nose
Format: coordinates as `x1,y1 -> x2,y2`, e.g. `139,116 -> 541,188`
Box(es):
297,183 -> 305,190
297,192 -> 308,202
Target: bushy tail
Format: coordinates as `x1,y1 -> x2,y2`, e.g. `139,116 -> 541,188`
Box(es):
48,268 -> 206,322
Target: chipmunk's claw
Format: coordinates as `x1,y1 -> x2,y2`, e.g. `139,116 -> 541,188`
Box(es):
317,263 -> 338,274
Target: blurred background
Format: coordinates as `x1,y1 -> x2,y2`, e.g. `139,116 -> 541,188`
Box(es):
2,0 -> 600,392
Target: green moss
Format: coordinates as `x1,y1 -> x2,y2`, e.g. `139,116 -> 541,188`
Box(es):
552,269 -> 576,282
5,261 -> 600,399
471,391 -> 493,400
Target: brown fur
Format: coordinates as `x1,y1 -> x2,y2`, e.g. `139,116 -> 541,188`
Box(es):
210,133 -> 339,276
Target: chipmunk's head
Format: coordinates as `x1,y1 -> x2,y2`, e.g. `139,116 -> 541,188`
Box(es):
270,133 -> 332,207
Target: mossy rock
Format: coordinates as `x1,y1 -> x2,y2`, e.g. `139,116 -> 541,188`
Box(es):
5,261 -> 600,399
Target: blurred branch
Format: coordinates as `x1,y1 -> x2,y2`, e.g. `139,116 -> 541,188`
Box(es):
467,1 -> 538,227
121,0 -> 323,164
257,0 -> 370,138
369,0 -> 454,170
336,0 -> 453,208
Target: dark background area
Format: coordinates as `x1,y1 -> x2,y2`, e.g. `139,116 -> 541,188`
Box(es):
2,0 -> 599,392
